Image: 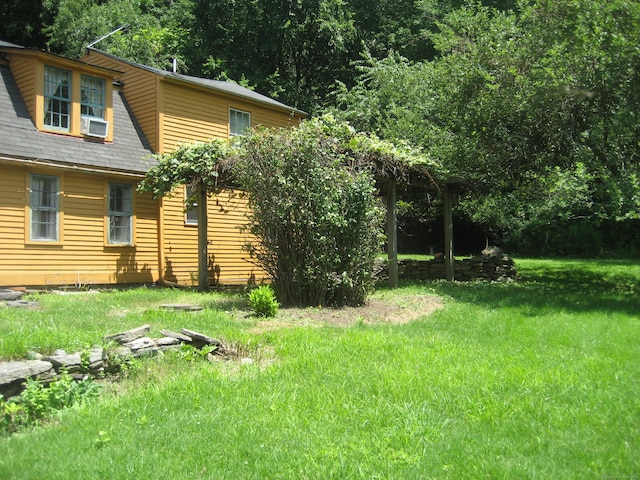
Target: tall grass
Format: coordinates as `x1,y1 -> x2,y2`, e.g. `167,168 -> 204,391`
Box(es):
0,259 -> 638,479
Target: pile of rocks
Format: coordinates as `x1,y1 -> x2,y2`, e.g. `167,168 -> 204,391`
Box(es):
0,324 -> 232,400
0,289 -> 39,308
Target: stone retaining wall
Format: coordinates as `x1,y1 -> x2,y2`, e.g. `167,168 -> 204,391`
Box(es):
0,324 -> 233,400
377,254 -> 516,282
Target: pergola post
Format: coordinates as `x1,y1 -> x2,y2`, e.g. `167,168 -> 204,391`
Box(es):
443,184 -> 455,281
197,181 -> 209,291
387,178 -> 398,288
443,176 -> 465,282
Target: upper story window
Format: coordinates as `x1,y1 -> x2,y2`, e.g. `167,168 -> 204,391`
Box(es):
108,183 -> 133,245
44,65 -> 71,131
30,174 -> 60,241
230,108 -> 251,136
81,74 -> 105,119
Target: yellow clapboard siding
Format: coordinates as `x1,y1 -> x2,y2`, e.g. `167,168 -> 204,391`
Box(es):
64,50 -> 302,287
160,190 -> 268,285
8,54 -> 37,121
0,164 -> 160,287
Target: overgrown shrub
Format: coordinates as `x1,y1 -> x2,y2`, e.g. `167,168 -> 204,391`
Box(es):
235,117 -> 385,307
248,285 -> 280,317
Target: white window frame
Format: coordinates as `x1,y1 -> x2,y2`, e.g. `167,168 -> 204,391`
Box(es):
229,108 -> 251,136
108,182 -> 133,245
44,65 -> 71,131
30,174 -> 60,242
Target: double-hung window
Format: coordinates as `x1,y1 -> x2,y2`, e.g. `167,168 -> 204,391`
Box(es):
108,183 -> 133,244
81,75 -> 105,119
44,66 -> 71,131
230,108 -> 251,136
30,174 -> 59,241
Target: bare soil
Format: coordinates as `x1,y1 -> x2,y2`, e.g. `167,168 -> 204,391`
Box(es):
248,294 -> 444,333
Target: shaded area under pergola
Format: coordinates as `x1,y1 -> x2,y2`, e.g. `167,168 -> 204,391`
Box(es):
370,157 -> 465,287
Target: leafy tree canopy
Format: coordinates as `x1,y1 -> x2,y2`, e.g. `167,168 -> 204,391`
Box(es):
331,0 -> 640,255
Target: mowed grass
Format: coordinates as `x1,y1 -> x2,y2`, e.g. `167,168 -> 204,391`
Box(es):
1,259 -> 639,479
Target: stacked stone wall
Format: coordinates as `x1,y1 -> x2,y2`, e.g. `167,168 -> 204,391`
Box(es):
377,255 -> 516,282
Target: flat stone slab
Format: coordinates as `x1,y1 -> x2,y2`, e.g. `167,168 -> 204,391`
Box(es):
104,324 -> 151,344
160,304 -> 203,312
181,329 -> 222,348
0,290 -> 23,301
2,300 -> 40,308
0,360 -> 55,398
42,348 -> 106,374
125,337 -> 157,352
155,336 -> 182,347
159,329 -> 192,342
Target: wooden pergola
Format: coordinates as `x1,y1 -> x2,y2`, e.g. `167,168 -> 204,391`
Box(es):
153,128 -> 459,291
375,162 -> 464,287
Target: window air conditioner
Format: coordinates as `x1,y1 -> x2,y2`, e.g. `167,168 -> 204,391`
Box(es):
80,116 -> 109,138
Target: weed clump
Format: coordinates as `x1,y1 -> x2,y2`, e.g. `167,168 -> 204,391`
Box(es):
248,285 -> 279,318
1,371 -> 101,434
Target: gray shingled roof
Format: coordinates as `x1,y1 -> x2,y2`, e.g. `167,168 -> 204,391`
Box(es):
0,64 -> 155,174
86,48 -> 307,117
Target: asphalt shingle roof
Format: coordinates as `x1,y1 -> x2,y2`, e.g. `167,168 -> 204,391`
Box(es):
86,48 -> 307,117
0,64 -> 155,174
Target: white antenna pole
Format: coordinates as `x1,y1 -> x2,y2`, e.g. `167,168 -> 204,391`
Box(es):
86,25 -> 129,50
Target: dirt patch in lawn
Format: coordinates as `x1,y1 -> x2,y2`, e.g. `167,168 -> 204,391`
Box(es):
248,294 -> 444,333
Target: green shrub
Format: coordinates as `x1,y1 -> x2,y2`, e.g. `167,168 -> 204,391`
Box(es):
248,285 -> 280,317
234,117 -> 385,307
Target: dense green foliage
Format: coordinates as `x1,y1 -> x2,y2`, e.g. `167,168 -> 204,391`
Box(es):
332,1 -> 640,255
234,118 -> 386,306
0,259 -> 638,477
3,0 -> 515,113
138,139 -> 231,200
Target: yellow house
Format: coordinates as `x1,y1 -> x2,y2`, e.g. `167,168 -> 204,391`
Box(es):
0,40 -> 305,288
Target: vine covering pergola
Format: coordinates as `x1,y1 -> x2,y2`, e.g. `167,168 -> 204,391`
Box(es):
138,116 -> 454,292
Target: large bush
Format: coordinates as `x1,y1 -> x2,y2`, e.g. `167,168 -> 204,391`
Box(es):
234,119 -> 385,307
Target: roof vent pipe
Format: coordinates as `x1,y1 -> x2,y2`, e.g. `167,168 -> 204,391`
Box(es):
172,58 -> 177,73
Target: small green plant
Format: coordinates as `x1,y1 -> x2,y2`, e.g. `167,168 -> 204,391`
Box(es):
168,344 -> 218,362
95,430 -> 111,449
248,285 -> 280,317
1,371 -> 101,433
1,395 -> 25,434
80,346 -> 91,373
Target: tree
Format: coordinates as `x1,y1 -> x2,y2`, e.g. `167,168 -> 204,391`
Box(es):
42,0 -> 194,70
0,0 -> 49,49
190,0 -> 359,113
331,0 -> 640,255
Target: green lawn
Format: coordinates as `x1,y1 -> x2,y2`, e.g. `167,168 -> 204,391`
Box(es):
1,259 -> 638,479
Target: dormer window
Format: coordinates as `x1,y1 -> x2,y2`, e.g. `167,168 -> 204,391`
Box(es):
81,74 -> 105,119
44,65 -> 71,131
